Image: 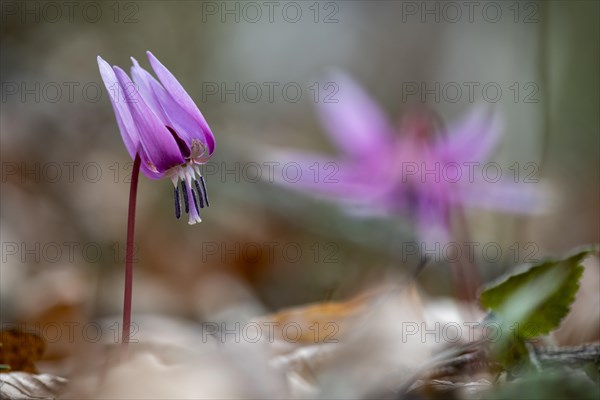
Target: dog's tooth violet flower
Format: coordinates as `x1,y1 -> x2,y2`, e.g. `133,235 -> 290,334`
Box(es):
98,51 -> 215,224
267,73 -> 545,246
97,52 -> 215,356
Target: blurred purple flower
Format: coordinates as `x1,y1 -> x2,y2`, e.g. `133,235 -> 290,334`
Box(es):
98,51 -> 215,224
268,73 -> 545,245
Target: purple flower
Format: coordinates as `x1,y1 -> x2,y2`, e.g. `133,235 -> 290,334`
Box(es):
268,73 -> 545,245
98,51 -> 215,224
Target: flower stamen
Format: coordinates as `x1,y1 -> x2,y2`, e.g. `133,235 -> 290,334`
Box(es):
167,164 -> 207,223
180,180 -> 189,213
199,176 -> 210,207
182,165 -> 202,225
194,179 -> 205,208
191,187 -> 200,214
173,186 -> 181,219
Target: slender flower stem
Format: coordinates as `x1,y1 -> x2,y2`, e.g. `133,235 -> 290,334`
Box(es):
451,206 -> 481,305
122,153 -> 141,358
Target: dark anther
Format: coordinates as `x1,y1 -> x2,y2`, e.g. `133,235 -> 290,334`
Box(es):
191,187 -> 200,214
174,186 -> 181,219
181,180 -> 189,213
194,179 -> 205,208
199,176 -> 210,207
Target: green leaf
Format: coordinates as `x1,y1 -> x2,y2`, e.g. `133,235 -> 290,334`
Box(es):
480,246 -> 596,338
483,369 -> 600,400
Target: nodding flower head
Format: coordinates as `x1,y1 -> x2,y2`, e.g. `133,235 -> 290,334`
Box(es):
98,51 -> 215,224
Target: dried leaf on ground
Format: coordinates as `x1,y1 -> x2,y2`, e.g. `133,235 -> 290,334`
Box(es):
259,283 -> 436,397
0,330 -> 45,374
0,372 -> 66,400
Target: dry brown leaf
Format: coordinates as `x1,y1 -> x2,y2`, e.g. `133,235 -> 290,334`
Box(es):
256,283 -> 433,397
0,330 -> 45,374
0,372 -> 66,400
254,284 -> 423,347
65,341 -> 286,399
11,266 -> 89,363
408,378 -> 492,398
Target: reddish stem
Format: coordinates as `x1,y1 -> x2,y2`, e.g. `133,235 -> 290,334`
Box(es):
122,153 -> 141,358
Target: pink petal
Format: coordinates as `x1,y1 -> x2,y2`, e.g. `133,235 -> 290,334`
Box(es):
147,72 -> 205,150
146,51 -> 215,154
316,72 -> 394,159
432,105 -> 503,165
97,56 -> 139,159
265,148 -> 395,203
130,57 -> 170,125
130,58 -> 198,153
113,66 -> 184,172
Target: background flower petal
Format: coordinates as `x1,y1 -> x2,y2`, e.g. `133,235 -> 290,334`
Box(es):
433,105 -> 503,165
263,147 -> 395,203
316,71 -> 395,159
